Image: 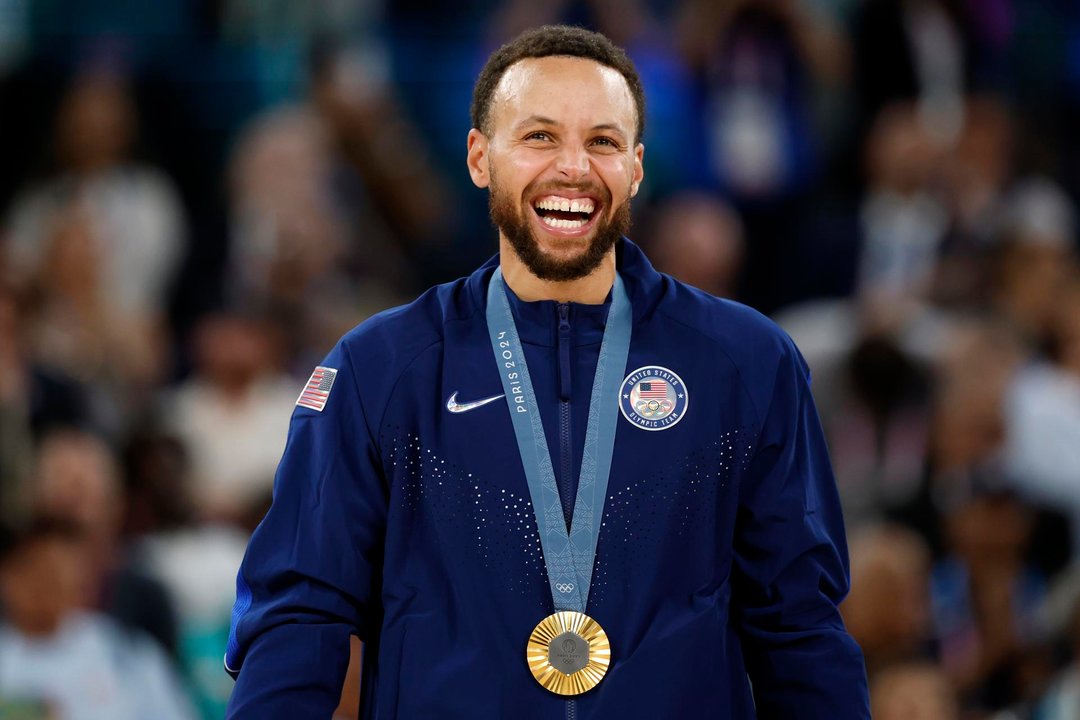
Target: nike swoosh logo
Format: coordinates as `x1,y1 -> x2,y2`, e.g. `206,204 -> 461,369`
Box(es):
446,391 -> 505,414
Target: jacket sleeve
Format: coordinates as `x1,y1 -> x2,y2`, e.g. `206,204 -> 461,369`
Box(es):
224,340 -> 387,719
732,339 -> 870,718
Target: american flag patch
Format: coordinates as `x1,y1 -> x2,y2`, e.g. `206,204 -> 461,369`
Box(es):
297,366 -> 337,412
638,380 -> 668,398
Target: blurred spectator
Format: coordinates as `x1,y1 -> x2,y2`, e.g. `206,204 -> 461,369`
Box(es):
852,0 -> 972,149
227,42 -> 434,364
0,517 -> 194,720
674,0 -> 850,313
162,313 -> 296,523
117,427 -> 250,719
778,100 -> 952,399
0,278 -> 94,529
133,523 -> 248,720
932,489 -> 1045,711
1006,273 -> 1080,557
307,40 -> 455,266
0,281 -> 91,437
779,106 -> 955,525
932,96 -> 1015,309
942,97 -> 1014,249
679,0 -> 847,201
124,436 -> 250,720
30,429 -> 178,656
990,177 -> 1078,352
857,101 -> 949,314
4,67 -> 183,325
870,662 -> 959,720
121,431 -> 195,539
843,523 -> 935,675
1,68 -> 185,429
893,317 -> 1025,554
227,104 -> 364,361
825,332 -> 931,528
27,203 -> 139,381
645,191 -> 745,298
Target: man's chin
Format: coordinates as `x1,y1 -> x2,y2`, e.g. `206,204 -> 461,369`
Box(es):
507,231 -> 617,282
532,249 -> 593,277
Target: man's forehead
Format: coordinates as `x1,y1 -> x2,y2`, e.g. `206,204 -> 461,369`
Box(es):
490,56 -> 635,133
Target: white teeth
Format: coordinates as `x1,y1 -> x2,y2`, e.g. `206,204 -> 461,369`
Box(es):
541,216 -> 588,229
534,197 -> 595,214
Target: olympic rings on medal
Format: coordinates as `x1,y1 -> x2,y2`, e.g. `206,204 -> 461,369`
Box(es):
555,583 -> 575,593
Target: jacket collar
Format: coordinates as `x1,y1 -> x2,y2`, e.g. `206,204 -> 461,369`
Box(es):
466,237 -> 665,348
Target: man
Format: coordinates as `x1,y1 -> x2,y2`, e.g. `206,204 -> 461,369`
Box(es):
225,25 -> 869,718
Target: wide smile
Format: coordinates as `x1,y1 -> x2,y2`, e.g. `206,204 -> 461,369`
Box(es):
530,194 -> 601,237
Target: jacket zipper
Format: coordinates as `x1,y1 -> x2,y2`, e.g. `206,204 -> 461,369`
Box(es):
557,303 -> 576,720
556,303 -> 573,533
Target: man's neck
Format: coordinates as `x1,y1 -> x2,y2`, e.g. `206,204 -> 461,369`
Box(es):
498,236 -> 616,305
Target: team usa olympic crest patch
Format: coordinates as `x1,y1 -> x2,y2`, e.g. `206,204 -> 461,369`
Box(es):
619,366 -> 688,431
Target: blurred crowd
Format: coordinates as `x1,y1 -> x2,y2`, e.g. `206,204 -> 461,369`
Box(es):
2,0 -> 1080,718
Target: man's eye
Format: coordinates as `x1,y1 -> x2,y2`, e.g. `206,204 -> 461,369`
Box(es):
592,137 -> 618,148
526,132 -> 550,141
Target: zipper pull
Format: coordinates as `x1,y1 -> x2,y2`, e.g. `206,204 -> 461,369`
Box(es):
558,303 -> 571,336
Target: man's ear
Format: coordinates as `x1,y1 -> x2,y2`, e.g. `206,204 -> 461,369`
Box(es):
466,129 -> 490,189
630,142 -> 644,197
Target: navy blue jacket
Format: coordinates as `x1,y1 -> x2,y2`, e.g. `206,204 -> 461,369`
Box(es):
225,239 -> 869,718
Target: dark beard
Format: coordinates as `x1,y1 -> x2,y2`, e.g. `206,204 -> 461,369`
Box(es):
489,176 -> 631,282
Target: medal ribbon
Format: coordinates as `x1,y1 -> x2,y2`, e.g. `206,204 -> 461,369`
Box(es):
486,268 -> 631,613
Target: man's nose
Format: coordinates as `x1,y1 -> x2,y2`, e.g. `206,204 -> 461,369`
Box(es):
554,144 -> 591,181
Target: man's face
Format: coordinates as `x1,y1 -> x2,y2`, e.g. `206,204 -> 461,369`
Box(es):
468,56 -> 644,282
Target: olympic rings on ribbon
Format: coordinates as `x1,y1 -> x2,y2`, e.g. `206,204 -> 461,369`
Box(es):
555,583 -> 575,593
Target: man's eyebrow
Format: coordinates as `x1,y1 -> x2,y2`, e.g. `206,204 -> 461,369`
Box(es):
515,115 -> 560,131
590,123 -> 628,139
514,116 -> 629,138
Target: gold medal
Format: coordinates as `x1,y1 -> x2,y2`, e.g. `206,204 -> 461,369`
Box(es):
526,610 -> 611,695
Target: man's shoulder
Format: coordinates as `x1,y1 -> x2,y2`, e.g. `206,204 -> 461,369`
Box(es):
656,278 -> 799,371
335,275 -> 476,376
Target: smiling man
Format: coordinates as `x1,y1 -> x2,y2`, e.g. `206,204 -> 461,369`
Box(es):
224,26 -> 869,719
471,51 -> 641,294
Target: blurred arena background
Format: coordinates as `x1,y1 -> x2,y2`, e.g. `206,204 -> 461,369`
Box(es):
1,0 -> 1080,718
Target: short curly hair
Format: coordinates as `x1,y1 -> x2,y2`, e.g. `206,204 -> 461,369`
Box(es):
470,25 -> 646,144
